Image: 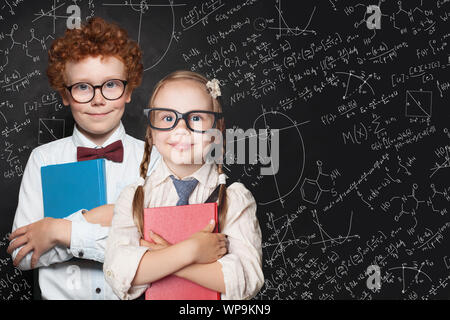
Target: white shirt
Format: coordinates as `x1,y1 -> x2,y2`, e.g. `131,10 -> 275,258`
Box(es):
10,122 -> 161,300
104,158 -> 264,300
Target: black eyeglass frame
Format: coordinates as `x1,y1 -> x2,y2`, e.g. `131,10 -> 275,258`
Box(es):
64,79 -> 128,103
143,107 -> 223,133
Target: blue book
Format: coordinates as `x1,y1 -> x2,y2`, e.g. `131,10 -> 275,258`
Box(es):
41,159 -> 107,218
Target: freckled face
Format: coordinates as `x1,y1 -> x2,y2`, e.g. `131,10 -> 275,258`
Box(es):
62,56 -> 131,145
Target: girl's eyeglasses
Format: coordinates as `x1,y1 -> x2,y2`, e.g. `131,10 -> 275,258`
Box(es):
143,107 -> 223,133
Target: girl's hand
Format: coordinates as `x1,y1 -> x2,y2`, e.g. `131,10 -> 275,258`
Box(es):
83,204 -> 114,226
140,231 -> 171,250
7,218 -> 71,268
188,220 -> 228,264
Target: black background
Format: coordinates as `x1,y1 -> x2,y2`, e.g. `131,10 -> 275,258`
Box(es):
1,0 -> 449,300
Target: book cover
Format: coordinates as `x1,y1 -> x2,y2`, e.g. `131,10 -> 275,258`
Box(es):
143,202 -> 220,300
41,159 -> 107,218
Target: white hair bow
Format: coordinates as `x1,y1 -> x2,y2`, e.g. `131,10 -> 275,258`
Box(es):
206,78 -> 221,99
218,173 -> 228,185
136,176 -> 146,186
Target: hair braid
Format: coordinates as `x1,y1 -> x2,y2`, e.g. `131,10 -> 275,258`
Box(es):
132,126 -> 153,236
217,164 -> 228,232
216,114 -> 228,231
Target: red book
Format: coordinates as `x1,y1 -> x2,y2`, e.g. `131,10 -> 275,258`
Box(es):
143,202 -> 221,300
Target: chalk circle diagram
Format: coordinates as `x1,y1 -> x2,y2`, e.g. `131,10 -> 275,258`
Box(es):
101,0 -> 177,72
245,110 -> 306,207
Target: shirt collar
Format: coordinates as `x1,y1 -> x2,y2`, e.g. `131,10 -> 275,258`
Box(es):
150,158 -> 218,189
71,121 -> 126,148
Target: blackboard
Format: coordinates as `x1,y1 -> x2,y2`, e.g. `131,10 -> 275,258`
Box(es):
1,0 -> 449,300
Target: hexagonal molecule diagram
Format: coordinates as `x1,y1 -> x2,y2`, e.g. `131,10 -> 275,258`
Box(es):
301,161 -> 338,204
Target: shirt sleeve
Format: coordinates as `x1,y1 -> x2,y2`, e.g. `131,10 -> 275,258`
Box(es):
103,184 -> 149,300
66,210 -> 110,262
217,183 -> 264,300
10,149 -> 74,270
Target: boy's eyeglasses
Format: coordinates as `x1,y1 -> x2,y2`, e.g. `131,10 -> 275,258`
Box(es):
64,79 -> 128,103
143,107 -> 223,133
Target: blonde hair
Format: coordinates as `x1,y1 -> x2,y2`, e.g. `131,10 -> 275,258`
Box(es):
132,70 -> 228,235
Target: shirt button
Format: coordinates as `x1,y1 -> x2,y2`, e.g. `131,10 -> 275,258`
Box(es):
78,251 -> 84,258
96,288 -> 101,294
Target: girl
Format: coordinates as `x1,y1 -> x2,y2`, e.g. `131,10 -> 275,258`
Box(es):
104,70 -> 264,300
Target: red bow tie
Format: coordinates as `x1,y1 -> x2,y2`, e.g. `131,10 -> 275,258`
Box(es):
77,140 -> 124,163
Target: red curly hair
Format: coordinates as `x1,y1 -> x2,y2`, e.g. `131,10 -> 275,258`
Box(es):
47,17 -> 143,94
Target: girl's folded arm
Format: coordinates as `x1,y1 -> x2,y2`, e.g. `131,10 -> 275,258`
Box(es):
132,220 -> 226,286
174,262 -> 226,293
131,239 -> 195,285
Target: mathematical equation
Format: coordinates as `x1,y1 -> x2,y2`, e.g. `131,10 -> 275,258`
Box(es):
1,0 -> 449,300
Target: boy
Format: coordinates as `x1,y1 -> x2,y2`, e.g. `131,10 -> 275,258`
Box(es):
7,17 -> 160,299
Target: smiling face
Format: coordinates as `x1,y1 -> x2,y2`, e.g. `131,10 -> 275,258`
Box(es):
62,55 -> 131,146
150,79 -> 215,178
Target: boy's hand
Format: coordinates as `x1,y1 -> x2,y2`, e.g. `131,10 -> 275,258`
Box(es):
7,205 -> 114,269
7,218 -> 71,268
140,231 -> 171,250
188,220 -> 228,264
